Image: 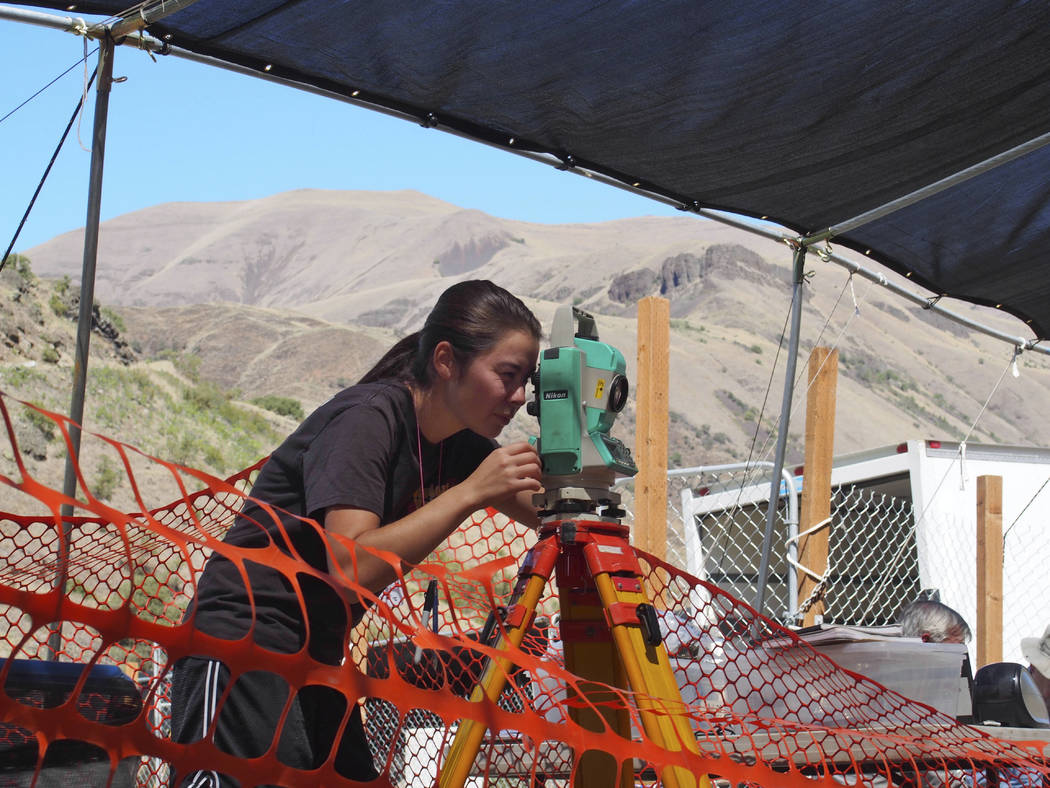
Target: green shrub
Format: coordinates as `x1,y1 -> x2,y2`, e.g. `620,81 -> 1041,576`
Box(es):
165,432 -> 201,465
2,365 -> 42,389
41,346 -> 60,364
203,443 -> 226,472
25,408 -> 56,441
158,350 -> 202,382
49,292 -> 68,318
4,254 -> 34,283
184,380 -> 229,412
100,306 -> 125,333
252,395 -> 304,420
93,456 -> 122,501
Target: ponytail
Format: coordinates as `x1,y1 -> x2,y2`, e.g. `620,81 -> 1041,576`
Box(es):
357,280 -> 540,387
358,332 -> 421,384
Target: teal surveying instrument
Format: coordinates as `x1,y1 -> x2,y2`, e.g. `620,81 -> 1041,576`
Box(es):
528,305 -> 637,511
440,307 -> 708,788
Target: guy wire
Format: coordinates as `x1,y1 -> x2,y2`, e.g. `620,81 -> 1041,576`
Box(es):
1,66 -> 99,274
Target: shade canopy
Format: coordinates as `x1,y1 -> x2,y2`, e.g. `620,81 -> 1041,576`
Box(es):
21,0 -> 1050,339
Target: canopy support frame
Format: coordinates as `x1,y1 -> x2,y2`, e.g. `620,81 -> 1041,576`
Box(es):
754,242 -> 807,619
47,33 -> 115,660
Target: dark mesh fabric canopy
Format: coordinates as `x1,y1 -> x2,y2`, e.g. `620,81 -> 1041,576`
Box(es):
22,0 -> 1050,338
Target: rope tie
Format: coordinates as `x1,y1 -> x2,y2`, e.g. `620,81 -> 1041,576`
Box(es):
1011,345 -> 1023,378
785,515 -> 833,615
78,36 -> 92,152
922,294 -> 944,310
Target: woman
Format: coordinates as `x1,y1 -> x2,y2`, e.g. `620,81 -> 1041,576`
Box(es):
171,279 -> 543,785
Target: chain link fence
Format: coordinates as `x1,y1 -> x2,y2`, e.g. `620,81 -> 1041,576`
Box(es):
669,464 -> 920,628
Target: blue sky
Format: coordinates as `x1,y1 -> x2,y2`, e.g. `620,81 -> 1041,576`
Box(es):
1,10 -> 685,255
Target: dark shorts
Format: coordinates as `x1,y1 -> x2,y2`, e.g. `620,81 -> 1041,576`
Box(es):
169,656 -> 378,787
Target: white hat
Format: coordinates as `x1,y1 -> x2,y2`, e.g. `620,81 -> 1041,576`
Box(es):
1020,625 -> 1050,679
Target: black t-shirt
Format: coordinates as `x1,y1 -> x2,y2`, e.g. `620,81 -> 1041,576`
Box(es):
190,380 -> 496,664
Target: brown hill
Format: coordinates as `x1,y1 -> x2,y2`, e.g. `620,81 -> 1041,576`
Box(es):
16,189 -> 1050,480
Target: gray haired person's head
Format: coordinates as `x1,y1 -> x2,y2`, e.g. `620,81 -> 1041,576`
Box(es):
897,600 -> 972,644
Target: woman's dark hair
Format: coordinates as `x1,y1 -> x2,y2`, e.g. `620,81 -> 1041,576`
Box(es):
359,280 -> 541,385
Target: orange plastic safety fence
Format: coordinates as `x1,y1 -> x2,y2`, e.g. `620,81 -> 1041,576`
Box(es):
1,388 -> 1048,788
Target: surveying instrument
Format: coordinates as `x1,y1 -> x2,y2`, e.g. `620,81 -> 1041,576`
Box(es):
439,306 -> 708,788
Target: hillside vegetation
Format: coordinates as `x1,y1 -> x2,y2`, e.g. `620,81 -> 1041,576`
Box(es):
0,256 -> 292,514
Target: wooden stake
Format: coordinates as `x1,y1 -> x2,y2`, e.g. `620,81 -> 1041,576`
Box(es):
635,297 -> 670,560
976,475 -> 1003,667
797,347 -> 838,627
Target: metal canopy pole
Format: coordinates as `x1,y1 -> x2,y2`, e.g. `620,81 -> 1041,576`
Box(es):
802,129 -> 1050,246
47,34 -> 116,660
754,243 -> 807,619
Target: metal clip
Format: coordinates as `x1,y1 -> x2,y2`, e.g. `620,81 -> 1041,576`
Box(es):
556,154 -> 576,170
636,603 -> 662,647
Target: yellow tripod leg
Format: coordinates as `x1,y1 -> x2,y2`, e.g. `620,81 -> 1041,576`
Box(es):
438,538 -> 557,788
559,585 -> 634,787
592,570 -> 710,788
583,536 -> 712,788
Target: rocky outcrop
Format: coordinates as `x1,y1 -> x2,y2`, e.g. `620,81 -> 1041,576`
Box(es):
0,260 -> 135,367
659,253 -> 706,294
358,297 -> 417,328
609,244 -> 768,304
608,269 -> 659,304
435,233 -> 510,277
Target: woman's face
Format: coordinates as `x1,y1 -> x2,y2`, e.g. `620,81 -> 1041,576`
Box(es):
449,329 -> 540,438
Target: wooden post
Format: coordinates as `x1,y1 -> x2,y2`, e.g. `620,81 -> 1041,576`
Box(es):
976,475 -> 1003,667
797,347 -> 838,627
635,297 -> 670,560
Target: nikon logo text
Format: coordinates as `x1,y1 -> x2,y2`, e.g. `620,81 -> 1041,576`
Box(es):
544,390 -> 569,400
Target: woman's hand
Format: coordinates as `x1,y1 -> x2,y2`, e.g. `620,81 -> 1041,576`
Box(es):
463,441 -> 543,510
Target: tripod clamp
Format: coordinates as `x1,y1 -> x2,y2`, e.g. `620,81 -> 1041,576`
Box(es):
534,480 -> 628,522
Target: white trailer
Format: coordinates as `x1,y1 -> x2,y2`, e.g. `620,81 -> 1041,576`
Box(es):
679,439 -> 1050,666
